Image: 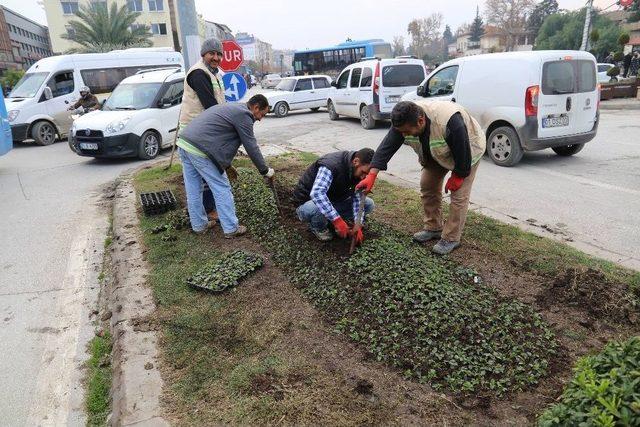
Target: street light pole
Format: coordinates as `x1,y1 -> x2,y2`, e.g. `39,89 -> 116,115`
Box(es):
580,0 -> 594,51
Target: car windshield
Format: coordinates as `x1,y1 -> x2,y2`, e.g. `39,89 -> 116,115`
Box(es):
8,72 -> 48,98
275,79 -> 295,91
103,82 -> 161,111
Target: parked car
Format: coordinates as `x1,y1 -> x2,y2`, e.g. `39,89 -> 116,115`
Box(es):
265,75 -> 332,117
597,63 -> 615,83
402,50 -> 599,166
326,56 -> 426,129
261,73 -> 282,89
5,48 -> 183,146
69,68 -> 184,160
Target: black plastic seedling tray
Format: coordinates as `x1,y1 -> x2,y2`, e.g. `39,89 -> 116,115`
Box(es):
139,189 -> 177,216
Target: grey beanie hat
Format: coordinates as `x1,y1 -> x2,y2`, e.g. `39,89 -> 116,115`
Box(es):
201,38 -> 223,56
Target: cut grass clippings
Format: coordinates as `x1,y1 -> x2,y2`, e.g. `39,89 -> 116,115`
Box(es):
86,331 -> 112,427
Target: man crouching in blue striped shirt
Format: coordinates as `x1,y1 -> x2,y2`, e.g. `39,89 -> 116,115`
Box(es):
292,149 -> 375,243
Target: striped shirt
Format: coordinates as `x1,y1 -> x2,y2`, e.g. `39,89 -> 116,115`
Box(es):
310,166 -> 362,222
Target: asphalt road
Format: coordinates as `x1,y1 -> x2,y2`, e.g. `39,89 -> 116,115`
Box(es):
0,142 -> 170,425
253,106 -> 640,270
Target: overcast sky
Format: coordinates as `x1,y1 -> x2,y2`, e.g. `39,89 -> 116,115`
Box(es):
2,0 -> 613,50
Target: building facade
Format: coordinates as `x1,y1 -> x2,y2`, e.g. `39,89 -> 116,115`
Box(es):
271,49 -> 294,74
235,32 -> 273,73
44,0 -> 185,54
0,6 -> 52,72
204,21 -> 233,41
454,25 -> 531,57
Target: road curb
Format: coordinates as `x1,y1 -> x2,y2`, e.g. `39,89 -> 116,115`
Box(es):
108,177 -> 169,427
599,101 -> 640,110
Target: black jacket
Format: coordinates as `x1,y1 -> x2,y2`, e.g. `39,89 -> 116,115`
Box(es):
186,68 -> 221,109
293,151 -> 356,204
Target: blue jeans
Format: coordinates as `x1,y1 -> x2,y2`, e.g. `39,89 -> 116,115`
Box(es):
296,197 -> 375,232
202,182 -> 216,214
179,148 -> 239,234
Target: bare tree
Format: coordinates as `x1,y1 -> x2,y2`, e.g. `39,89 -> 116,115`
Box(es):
485,0 -> 535,51
407,13 -> 444,59
392,36 -> 406,57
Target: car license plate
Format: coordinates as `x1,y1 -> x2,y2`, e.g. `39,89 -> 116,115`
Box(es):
385,95 -> 401,103
542,116 -> 569,128
79,142 -> 98,150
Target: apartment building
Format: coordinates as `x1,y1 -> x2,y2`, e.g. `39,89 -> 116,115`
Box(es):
204,21 -> 233,41
235,32 -> 273,72
44,0 -> 184,54
0,6 -> 52,72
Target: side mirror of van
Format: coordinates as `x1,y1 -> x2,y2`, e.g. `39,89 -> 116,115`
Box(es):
43,87 -> 53,100
330,81 -> 337,88
158,98 -> 172,108
417,85 -> 427,97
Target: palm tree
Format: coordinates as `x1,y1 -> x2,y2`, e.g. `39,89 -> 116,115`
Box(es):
62,3 -> 152,53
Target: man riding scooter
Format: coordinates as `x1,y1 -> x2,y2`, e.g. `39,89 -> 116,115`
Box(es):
68,86 -> 99,113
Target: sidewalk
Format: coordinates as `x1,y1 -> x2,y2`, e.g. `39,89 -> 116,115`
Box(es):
599,97 -> 640,110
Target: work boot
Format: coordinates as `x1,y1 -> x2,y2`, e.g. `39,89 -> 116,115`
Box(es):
413,229 -> 442,243
194,221 -> 216,235
312,228 -> 333,242
224,225 -> 248,239
432,239 -> 460,255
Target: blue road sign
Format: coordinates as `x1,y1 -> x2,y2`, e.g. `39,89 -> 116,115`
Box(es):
222,72 -> 248,102
0,90 -> 12,156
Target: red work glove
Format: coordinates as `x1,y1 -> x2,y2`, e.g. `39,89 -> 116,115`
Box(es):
332,217 -> 350,239
356,172 -> 377,193
353,226 -> 364,245
445,173 -> 464,194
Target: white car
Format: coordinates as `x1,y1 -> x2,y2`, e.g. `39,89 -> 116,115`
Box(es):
597,63 -> 615,83
265,75 -> 332,117
327,56 -> 426,129
261,73 -> 282,89
70,68 -> 184,160
402,50 -> 599,166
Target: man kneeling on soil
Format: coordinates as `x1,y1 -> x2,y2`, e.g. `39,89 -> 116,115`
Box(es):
293,148 -> 375,242
356,101 -> 486,255
178,94 -> 274,238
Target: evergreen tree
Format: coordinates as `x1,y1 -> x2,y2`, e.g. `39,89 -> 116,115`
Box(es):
469,6 -> 484,43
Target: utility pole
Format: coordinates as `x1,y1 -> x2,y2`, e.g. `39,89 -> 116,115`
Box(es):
580,0 -> 594,51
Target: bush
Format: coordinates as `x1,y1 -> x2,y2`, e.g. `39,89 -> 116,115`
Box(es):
538,336 -> 640,426
618,32 -> 630,46
607,66 -> 620,77
613,51 -> 625,62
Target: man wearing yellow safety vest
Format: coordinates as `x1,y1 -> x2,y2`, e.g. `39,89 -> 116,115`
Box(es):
179,38 -> 226,224
356,100 -> 486,255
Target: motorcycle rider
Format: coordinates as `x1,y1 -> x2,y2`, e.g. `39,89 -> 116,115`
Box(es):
68,86 -> 99,112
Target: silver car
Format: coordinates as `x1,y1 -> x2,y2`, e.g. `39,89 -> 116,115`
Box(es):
261,74 -> 282,89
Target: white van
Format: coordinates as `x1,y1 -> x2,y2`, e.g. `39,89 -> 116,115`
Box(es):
401,50 -> 599,166
327,56 -> 426,129
6,48 -> 183,146
70,68 -> 184,160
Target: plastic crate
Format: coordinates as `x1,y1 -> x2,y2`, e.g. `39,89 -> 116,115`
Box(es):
139,189 -> 177,216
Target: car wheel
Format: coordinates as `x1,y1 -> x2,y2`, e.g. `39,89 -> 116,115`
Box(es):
487,126 -> 524,167
310,107 -> 320,112
32,121 -> 56,146
274,102 -> 289,118
360,105 -> 376,130
328,101 -> 339,120
138,130 -> 160,160
552,144 -> 584,156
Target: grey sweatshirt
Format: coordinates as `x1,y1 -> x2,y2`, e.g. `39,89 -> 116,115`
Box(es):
180,102 -> 269,175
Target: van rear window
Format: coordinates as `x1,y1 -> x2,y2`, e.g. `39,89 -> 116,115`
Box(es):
542,60 -> 595,95
542,61 -> 575,95
382,65 -> 425,87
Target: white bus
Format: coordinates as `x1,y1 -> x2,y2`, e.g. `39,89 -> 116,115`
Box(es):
6,48 -> 183,145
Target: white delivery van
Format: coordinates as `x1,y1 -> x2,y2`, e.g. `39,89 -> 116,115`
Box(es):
402,50 -> 599,166
327,56 -> 426,129
70,68 -> 184,160
5,48 -> 183,146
